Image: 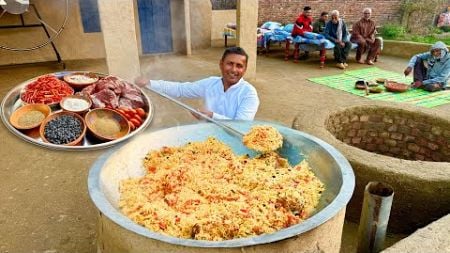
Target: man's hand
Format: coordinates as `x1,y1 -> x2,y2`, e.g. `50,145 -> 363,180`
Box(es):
366,38 -> 374,44
403,67 -> 412,76
134,76 -> 150,88
191,108 -> 213,120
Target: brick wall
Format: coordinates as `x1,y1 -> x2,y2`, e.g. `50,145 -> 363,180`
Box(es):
258,0 -> 403,27
326,108 -> 450,162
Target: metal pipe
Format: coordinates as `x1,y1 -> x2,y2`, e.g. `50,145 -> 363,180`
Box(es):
357,181 -> 394,253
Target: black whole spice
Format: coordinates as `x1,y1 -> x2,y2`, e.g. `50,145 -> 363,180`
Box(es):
44,115 -> 82,144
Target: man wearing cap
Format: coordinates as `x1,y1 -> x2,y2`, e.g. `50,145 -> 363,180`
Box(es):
404,41 -> 450,91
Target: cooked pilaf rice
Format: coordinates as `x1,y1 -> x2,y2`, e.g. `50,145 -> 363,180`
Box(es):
119,137 -> 324,241
243,125 -> 283,153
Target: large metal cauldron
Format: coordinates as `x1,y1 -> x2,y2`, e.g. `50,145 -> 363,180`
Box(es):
88,121 -> 355,252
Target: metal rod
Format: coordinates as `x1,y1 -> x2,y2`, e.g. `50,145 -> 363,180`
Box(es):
147,87 -> 245,139
29,4 -> 62,63
357,181 -> 394,253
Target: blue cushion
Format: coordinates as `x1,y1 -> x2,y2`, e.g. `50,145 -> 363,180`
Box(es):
261,21 -> 282,30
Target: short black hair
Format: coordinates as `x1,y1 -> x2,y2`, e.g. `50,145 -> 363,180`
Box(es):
222,46 -> 248,63
304,6 -> 311,11
321,11 -> 328,16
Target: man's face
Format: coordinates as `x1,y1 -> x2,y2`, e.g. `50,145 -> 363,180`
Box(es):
363,10 -> 371,20
220,54 -> 247,85
304,10 -> 312,17
331,14 -> 339,23
321,14 -> 329,21
431,49 -> 442,58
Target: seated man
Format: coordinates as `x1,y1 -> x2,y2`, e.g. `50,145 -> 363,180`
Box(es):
135,47 -> 260,120
312,11 -> 329,34
323,10 -> 352,69
291,6 -> 314,60
350,8 -> 381,65
437,7 -> 450,32
404,41 -> 450,92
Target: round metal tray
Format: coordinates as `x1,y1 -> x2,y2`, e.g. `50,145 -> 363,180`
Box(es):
0,71 -> 154,150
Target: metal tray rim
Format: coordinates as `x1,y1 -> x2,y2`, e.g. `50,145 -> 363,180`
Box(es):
1,71 -> 154,151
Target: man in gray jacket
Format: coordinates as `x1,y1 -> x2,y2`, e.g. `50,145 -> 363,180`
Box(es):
404,41 -> 450,91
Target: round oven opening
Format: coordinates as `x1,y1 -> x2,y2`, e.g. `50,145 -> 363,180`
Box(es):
326,107 -> 450,162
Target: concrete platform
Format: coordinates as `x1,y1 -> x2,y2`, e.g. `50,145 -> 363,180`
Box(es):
0,48 -> 448,253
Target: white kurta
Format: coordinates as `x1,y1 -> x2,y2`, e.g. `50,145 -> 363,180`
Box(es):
149,77 -> 259,120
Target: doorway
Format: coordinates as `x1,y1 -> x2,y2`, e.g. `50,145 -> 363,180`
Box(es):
137,0 -> 173,54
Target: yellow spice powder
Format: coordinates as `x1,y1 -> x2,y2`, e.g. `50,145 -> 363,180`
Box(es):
18,110 -> 45,127
95,117 -> 121,136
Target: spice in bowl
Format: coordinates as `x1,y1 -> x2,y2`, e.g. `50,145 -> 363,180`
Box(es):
9,103 -> 52,130
43,114 -> 84,145
85,109 -> 130,141
60,95 -> 91,113
94,117 -> 121,137
18,110 -> 45,127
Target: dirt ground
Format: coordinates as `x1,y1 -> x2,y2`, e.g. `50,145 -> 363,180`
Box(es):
1,47 -> 448,253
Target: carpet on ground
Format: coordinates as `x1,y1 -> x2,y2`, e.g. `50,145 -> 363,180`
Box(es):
307,67 -> 450,108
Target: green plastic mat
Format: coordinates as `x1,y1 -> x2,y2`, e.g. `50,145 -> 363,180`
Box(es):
308,67 -> 450,108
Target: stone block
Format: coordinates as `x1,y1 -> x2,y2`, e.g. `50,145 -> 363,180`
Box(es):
407,119 -> 417,128
431,126 -> 442,136
352,137 -> 362,144
388,125 -> 398,132
431,153 -> 442,162
369,115 -> 383,122
383,117 -> 394,124
424,132 -> 436,142
385,139 -> 397,147
415,154 -> 425,160
408,143 -> 420,153
411,128 -> 421,137
350,115 -> 359,122
352,122 -> 361,130
366,143 -> 377,151
444,130 -> 450,138
380,131 -> 390,138
374,137 -> 384,145
357,129 -> 368,137
341,117 -> 350,124
360,115 -> 369,122
390,147 -> 401,155
417,122 -> 432,132
391,133 -> 403,141
427,142 -> 439,151
398,125 -> 411,135
347,129 -> 357,137
378,145 -> 389,152
404,135 -> 416,142
368,131 -> 378,137
394,116 -> 406,125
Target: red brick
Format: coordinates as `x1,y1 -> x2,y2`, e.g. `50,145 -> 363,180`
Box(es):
408,143 -> 420,153
415,154 -> 425,161
427,142 -> 440,151
390,132 -> 403,140
350,115 -> 359,122
383,117 -> 394,124
385,139 -> 397,147
369,115 -> 383,122
360,115 -> 369,122
388,125 -> 398,132
352,137 -> 362,144
347,129 -> 357,137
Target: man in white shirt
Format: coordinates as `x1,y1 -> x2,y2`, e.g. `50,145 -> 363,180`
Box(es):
135,47 -> 259,120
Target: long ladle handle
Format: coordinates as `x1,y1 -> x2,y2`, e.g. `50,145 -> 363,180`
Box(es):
147,87 -> 245,139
